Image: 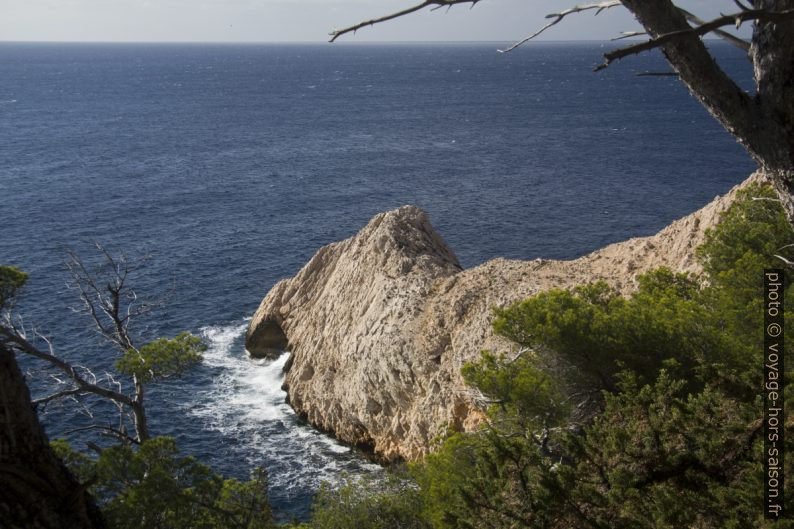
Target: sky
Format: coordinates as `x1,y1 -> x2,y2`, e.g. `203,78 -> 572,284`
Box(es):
0,0 -> 749,43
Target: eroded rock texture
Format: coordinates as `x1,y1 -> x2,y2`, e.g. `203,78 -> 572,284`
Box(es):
247,173 -> 761,462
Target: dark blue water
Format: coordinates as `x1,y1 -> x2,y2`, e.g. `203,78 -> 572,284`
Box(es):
0,42 -> 755,518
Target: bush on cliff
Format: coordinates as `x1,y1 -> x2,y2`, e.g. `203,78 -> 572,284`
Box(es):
284,183 -> 794,529
305,472 -> 430,529
53,436 -> 275,529
412,182 -> 794,528
1,254 -> 276,529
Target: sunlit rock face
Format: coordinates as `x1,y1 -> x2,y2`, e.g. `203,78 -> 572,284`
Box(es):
246,173 -> 762,462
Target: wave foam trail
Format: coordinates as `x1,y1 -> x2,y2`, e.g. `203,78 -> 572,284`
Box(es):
188,320 -> 382,516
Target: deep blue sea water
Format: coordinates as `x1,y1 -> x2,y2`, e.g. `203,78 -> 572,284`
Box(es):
0,42 -> 755,518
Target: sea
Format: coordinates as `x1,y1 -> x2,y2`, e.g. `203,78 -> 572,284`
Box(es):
0,41 -> 756,519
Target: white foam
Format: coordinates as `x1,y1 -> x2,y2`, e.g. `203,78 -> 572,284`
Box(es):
187,320 -> 380,497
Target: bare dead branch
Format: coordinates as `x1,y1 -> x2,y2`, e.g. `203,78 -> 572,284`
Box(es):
636,71 -> 679,77
64,424 -> 138,445
32,386 -> 85,407
329,0 -> 482,43
596,7 -> 794,71
0,328 -> 136,408
612,31 -> 646,41
773,243 -> 794,267
66,245 -> 153,442
66,246 -> 140,352
506,346 -> 531,364
326,1 -> 748,59
4,246 -> 159,445
498,1 -> 621,53
678,8 -> 750,52
86,441 -> 104,455
67,250 -> 116,342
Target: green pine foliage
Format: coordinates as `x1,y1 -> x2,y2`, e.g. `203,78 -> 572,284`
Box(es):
305,182 -> 793,529
567,370 -> 764,529
23,182 -> 794,528
5,255 -> 266,528
116,331 -> 206,383
412,182 -> 794,529
491,270 -> 726,395
52,437 -> 275,529
0,265 -> 28,312
306,473 -> 430,529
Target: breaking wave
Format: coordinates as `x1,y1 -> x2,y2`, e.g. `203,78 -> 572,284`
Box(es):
186,320 -> 381,517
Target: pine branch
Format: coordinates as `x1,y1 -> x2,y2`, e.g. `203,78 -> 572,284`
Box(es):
677,8 -> 750,52
499,1 -> 621,53
32,386 -> 85,407
0,328 -> 136,408
329,0 -> 481,42
597,6 -> 794,71
64,424 -> 138,445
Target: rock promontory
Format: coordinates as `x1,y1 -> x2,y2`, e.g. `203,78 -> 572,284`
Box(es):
246,173 -> 762,462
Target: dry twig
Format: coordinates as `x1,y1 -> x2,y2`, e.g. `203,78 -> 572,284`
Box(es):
499,1 -> 621,53
329,0 -> 482,42
596,7 -> 794,71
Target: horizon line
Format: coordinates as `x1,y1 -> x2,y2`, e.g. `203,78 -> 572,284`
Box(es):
1,37 -> 732,46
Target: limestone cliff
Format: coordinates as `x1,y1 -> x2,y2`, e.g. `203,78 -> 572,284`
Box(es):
246,173 -> 762,462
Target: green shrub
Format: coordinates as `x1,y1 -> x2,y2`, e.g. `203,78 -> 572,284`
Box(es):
309,472 -> 430,529
53,437 -> 275,529
416,182 -> 794,528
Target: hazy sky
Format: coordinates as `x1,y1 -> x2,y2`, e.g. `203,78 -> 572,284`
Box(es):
0,0 -> 749,43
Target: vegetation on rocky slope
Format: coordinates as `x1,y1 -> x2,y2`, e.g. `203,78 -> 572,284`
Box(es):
299,183 -> 794,528
4,184 -> 790,528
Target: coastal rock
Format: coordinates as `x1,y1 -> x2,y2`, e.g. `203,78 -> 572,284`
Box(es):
246,173 -> 763,462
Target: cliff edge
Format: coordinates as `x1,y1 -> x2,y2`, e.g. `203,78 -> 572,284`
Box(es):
246,173 -> 762,462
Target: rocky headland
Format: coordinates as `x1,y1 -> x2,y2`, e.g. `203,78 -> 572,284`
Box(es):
246,173 -> 761,462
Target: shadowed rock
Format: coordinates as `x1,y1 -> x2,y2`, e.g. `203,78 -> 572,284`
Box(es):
247,319 -> 289,359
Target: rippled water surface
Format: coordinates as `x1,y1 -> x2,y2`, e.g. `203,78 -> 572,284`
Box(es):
0,41 -> 755,518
